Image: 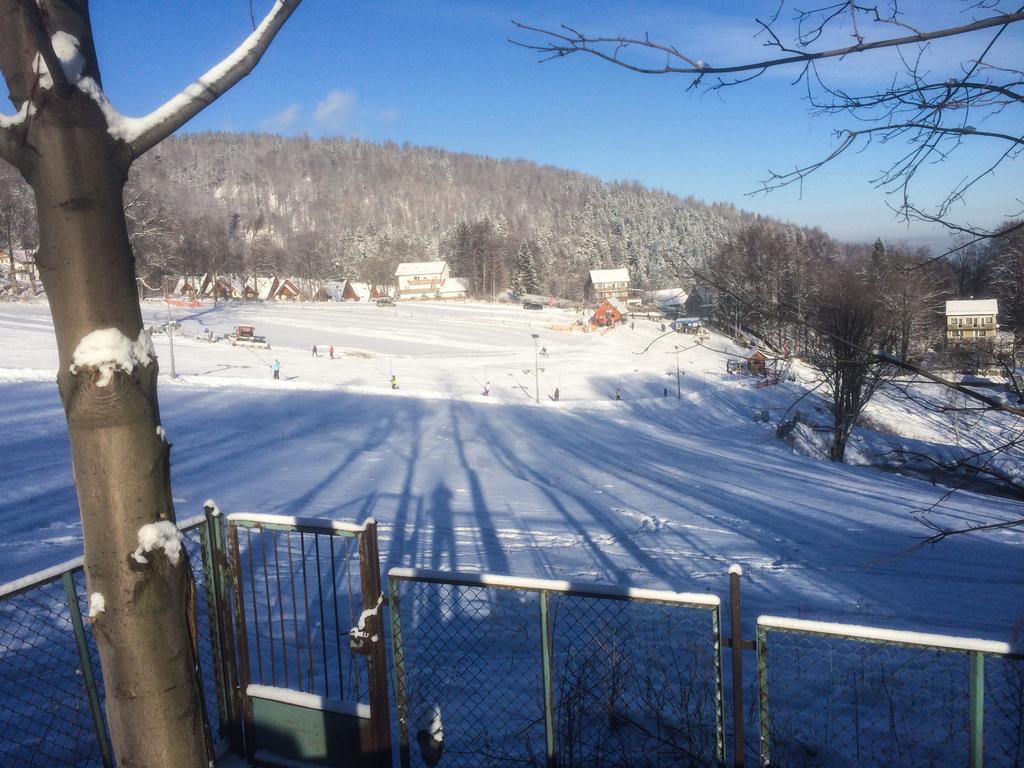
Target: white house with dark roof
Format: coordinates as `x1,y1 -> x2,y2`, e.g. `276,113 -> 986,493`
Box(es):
946,299 -> 998,341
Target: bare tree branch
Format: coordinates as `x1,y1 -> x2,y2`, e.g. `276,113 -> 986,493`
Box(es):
876,350 -> 1024,417
128,0 -> 302,158
513,5 -> 1024,236
510,10 -> 1024,78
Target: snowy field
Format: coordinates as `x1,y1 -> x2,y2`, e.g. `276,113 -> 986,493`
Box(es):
0,298 -> 1021,641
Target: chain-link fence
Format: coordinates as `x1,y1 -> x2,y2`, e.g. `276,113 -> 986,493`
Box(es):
757,616 -> 1024,768
389,568 -> 725,768
0,513 -> 226,768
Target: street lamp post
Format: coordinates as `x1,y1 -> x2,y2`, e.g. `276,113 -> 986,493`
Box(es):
164,300 -> 177,379
531,333 -> 540,404
140,277 -> 176,378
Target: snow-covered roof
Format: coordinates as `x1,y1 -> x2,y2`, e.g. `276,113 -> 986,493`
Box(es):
438,277 -> 467,296
395,261 -> 447,277
606,297 -> 627,314
589,268 -> 630,285
946,299 -> 997,316
742,348 -> 765,359
174,275 -> 205,295
648,288 -> 688,306
345,280 -> 372,300
255,277 -> 278,301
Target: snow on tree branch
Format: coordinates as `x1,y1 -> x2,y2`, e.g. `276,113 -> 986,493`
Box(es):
126,0 -> 302,158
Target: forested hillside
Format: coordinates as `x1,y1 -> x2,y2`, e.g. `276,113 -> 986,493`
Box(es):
124,132 -> 764,298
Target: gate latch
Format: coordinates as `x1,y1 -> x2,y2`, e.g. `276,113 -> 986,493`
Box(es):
348,592 -> 384,654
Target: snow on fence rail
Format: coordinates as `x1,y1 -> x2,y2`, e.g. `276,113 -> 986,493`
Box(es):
0,513 -> 226,768
756,615 -> 1024,768
389,567 -> 726,768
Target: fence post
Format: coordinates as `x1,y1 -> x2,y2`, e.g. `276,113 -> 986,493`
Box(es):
202,502 -> 242,752
756,624 -> 771,768
729,565 -> 746,768
539,589 -> 557,768
969,651 -> 984,768
389,575 -> 412,768
62,572 -> 114,768
228,521 -> 256,762
358,520 -> 393,768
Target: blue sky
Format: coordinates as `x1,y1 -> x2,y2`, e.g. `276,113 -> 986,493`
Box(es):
77,1 -> 1022,247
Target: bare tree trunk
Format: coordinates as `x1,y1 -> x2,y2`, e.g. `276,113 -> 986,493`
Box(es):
27,97 -> 209,767
0,2 -> 301,764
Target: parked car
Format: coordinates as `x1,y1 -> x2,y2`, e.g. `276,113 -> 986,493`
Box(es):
376,298 -> 395,307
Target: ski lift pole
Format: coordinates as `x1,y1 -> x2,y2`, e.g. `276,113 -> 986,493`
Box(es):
531,333 -> 540,404
675,345 -> 681,399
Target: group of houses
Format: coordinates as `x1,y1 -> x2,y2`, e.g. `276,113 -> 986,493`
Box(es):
167,262 -> 471,303
170,274 -> 389,303
0,249 -> 42,297
8,246 -> 1005,348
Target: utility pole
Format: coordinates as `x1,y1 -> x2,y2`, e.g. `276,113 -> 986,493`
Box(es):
532,333 -> 540,404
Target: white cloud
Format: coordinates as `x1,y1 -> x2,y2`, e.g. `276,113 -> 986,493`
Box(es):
375,108 -> 399,123
262,104 -> 301,132
314,89 -> 357,129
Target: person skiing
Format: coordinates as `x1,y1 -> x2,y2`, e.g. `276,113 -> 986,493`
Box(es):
482,382 -> 490,396
329,345 -> 334,360
554,387 -> 560,402
312,344 -> 317,357
390,374 -> 398,390
615,387 -> 621,400
272,359 -> 281,380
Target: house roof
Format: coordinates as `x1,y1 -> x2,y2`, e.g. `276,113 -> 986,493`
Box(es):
254,277 -> 278,301
395,261 -> 447,277
437,277 -> 467,295
648,288 -> 688,306
345,280 -> 372,300
596,297 -> 627,314
589,268 -> 630,285
742,348 -> 766,360
946,299 -> 998,316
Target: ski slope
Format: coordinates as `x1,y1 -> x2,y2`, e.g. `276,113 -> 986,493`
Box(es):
0,299 -> 1021,640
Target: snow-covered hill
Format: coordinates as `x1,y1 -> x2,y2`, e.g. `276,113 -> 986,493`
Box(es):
0,299 -> 1020,640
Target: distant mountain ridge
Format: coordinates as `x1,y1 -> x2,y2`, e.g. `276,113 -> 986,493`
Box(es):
127,132 -> 799,298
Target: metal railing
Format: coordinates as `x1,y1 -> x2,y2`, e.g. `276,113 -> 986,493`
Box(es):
389,567 -> 725,768
5,527 -> 1024,768
0,509 -> 228,768
756,616 -> 1024,768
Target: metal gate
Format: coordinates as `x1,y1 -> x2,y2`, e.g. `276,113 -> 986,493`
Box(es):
226,513 -> 391,767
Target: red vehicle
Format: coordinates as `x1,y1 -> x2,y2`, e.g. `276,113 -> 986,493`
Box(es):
228,325 -> 270,349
